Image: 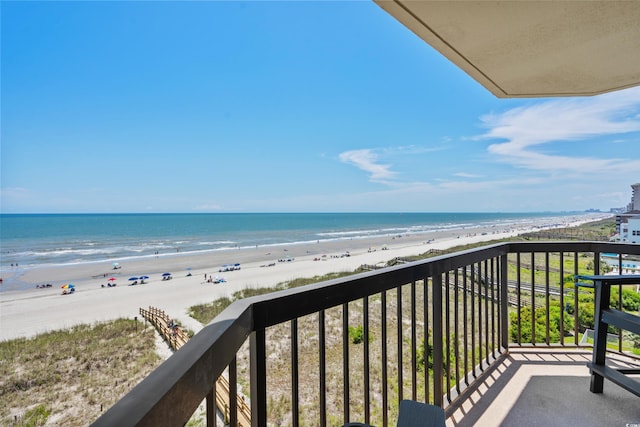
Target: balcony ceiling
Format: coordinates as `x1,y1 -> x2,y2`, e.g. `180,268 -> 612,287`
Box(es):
374,1 -> 640,98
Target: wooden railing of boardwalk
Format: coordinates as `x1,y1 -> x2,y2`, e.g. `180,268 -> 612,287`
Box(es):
139,306 -> 190,350
139,306 -> 252,426
360,251 -> 445,271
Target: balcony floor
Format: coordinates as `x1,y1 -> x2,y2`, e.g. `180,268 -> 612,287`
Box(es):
447,348 -> 640,427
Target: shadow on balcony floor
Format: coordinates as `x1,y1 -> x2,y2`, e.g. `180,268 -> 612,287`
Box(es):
447,348 -> 640,427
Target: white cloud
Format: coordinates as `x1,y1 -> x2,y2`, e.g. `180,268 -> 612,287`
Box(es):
383,145 -> 447,155
480,86 -> 640,173
339,149 -> 396,182
0,187 -> 31,199
338,144 -> 449,186
453,172 -> 483,178
193,203 -> 225,211
336,88 -> 640,211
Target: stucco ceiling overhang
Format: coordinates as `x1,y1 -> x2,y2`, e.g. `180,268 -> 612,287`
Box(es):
374,1 -> 640,98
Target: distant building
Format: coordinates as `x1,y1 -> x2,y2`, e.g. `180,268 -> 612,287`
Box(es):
631,183 -> 640,212
627,217 -> 640,244
613,182 -> 640,241
614,212 -> 640,243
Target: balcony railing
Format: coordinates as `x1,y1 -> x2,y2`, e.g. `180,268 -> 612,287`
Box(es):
91,242 -> 640,427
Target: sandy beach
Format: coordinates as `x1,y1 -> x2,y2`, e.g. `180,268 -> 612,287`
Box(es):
0,215 -> 608,342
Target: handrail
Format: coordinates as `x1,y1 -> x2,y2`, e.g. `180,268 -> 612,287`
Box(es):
93,241 -> 640,427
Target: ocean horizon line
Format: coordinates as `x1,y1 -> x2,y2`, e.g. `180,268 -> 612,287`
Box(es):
0,210 -> 598,216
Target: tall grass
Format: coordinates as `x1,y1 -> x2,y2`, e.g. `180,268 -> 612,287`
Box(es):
0,318 -> 161,426
189,272 -> 354,325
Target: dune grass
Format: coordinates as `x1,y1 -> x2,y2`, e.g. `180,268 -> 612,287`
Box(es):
0,318 -> 162,426
189,271 -> 355,325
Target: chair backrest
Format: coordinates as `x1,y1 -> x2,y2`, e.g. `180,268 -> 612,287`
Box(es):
397,400 -> 446,427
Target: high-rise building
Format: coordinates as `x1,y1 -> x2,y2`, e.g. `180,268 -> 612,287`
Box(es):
632,183 -> 640,212
614,182 -> 640,237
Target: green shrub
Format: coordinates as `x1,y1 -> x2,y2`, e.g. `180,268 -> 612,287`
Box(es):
564,288 -> 640,333
348,325 -> 371,344
416,334 -> 459,374
610,288 -> 640,312
21,404 -> 50,427
510,303 -> 574,343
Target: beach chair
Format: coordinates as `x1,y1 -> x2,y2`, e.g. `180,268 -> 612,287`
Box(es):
396,400 -> 445,427
342,400 -> 445,427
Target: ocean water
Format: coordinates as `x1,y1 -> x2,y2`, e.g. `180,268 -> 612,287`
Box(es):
0,212 -> 590,269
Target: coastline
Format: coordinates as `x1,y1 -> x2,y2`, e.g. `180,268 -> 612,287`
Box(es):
0,214 -> 609,341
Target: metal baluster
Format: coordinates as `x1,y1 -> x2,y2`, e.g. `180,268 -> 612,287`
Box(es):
382,291 -> 388,427
319,310 -> 326,427
500,254 -> 509,351
411,280 -> 417,400
433,273 -> 444,407
445,271 -> 451,402
250,329 -> 267,426
424,277 -> 430,402
517,252 -> 522,344
397,285 -> 403,404
454,268 -> 460,394
463,266 -> 469,386
363,296 -> 370,424
531,253 -> 536,345
206,385 -> 214,427
559,252 -> 565,343
291,319 -> 299,427
574,252 -> 579,346
490,257 -> 496,358
229,357 -> 238,427
470,264 -> 476,379
343,303 -> 349,423
545,252 -> 550,344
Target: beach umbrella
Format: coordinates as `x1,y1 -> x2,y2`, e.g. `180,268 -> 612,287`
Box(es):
108,277 -> 117,281
112,262 -> 119,266
128,277 -> 139,281
162,272 -> 171,276
139,275 -> 149,280
61,284 -> 75,289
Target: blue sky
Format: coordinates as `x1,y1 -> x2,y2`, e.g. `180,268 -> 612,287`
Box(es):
2,1 -> 639,214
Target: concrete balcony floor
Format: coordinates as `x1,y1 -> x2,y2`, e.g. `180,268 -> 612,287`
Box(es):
447,348 -> 640,427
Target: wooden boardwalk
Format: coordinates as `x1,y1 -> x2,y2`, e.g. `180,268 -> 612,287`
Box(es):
139,306 -> 252,426
139,306 -> 190,350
